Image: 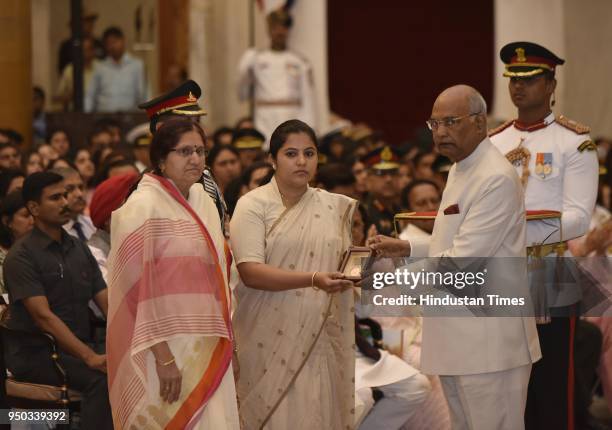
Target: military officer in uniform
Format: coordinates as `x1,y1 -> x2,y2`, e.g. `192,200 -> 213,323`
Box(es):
138,80 -> 228,233
361,146 -> 402,237
489,41 -> 599,430
231,127 -> 266,169
237,9 -> 316,149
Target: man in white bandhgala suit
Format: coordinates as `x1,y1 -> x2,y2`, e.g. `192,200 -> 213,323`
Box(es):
368,85 -> 541,430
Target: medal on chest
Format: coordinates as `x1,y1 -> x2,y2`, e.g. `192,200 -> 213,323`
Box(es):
505,137 -> 531,188
285,63 -> 299,74
535,153 -> 553,179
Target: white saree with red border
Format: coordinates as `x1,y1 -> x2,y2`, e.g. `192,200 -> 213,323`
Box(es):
107,173 -> 239,429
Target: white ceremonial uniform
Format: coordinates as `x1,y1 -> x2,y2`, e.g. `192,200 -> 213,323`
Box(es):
238,48 -> 316,149
399,223 -> 430,241
408,138 -> 541,430
355,349 -> 430,430
490,113 -> 598,245
354,305 -> 431,430
490,112 -> 599,307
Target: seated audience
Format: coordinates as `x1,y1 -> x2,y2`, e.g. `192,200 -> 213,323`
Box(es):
94,158 -> 139,187
398,179 -> 441,239
412,150 -> 436,180
73,148 -> 96,203
0,142 -> 21,172
208,144 -> 242,194
22,150 -> 44,175
88,172 -> 139,280
37,143 -> 59,168
235,116 -> 255,130
361,146 -> 402,236
316,162 -> 358,199
128,132 -> 152,172
354,315 -> 431,430
431,154 -> 452,189
3,172 -> 112,429
0,169 -> 25,199
47,157 -> 74,170
224,160 -> 273,216
50,167 -> 96,241
0,190 -> 34,293
47,128 -> 72,159
394,163 -> 413,197
212,126 -> 235,148
94,118 -> 123,147
319,130 -> 351,164
350,156 -> 368,199
88,124 -> 114,155
232,127 -> 266,169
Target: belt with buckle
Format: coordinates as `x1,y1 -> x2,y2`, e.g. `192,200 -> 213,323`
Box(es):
526,241 -> 568,258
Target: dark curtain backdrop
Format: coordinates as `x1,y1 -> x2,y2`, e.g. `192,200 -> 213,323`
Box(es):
328,0 -> 494,146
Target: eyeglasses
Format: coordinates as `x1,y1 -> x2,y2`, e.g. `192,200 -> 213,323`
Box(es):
426,112 -> 482,131
169,146 -> 207,158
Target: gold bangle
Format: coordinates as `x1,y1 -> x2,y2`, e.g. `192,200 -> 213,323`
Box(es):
311,271 -> 319,290
156,357 -> 175,366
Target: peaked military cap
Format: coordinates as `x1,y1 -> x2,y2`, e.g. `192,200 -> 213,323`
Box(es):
267,8 -> 293,28
138,80 -> 207,133
500,41 -> 565,78
361,146 -> 400,171
232,128 -> 265,150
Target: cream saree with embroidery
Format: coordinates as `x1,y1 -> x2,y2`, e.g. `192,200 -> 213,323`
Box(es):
230,177 -> 356,429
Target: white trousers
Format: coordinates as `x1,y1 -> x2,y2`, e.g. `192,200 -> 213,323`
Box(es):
439,364 -> 532,430
358,373 -> 431,430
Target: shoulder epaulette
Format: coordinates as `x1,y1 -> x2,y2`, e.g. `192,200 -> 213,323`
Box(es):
292,50 -> 311,65
555,115 -> 590,135
577,140 -> 597,153
488,119 -> 514,137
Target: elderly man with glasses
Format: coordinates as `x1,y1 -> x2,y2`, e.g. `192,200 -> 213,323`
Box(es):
368,85 -> 541,430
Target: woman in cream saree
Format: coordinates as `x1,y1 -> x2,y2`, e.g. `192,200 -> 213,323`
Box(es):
230,120 -> 357,429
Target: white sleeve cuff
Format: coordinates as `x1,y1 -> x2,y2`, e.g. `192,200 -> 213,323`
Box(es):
408,235 -> 430,258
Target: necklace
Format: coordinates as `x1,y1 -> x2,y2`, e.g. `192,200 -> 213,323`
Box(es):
278,187 -> 306,207
279,190 -> 295,207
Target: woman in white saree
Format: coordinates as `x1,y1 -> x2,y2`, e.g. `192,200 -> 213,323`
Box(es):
230,119 -> 357,429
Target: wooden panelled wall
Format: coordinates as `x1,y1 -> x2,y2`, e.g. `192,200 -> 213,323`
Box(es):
158,0 -> 189,94
0,1 -> 32,146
